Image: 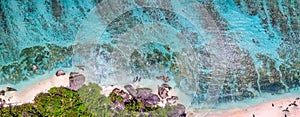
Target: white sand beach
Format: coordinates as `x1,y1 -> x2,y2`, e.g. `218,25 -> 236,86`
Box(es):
188,96 -> 300,117
0,74 -> 69,106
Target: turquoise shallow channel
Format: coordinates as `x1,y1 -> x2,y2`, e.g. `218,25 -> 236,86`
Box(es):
0,0 -> 299,110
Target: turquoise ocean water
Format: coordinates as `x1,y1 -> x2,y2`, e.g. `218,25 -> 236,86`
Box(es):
0,0 -> 299,110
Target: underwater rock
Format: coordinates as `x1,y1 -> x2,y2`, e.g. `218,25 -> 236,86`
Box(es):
129,43 -> 179,78
133,76 -> 141,82
75,66 -> 85,71
256,54 -> 287,93
260,83 -> 285,93
252,38 -> 259,44
156,75 -> 170,82
6,87 -> 17,91
156,76 -> 163,80
162,84 -> 172,90
55,70 -> 66,76
162,76 -> 170,82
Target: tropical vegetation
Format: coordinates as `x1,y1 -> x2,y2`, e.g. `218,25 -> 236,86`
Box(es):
0,83 -> 173,117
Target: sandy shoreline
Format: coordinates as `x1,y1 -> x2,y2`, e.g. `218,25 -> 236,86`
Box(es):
188,96 -> 300,117
0,74 -> 69,106
0,73 -> 299,117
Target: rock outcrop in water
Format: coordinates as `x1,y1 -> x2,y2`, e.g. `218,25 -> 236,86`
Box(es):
6,87 -> 16,91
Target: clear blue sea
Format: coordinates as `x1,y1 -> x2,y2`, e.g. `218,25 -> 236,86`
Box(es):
0,0 -> 299,110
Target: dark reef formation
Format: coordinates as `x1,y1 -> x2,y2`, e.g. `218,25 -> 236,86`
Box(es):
0,0 -> 98,65
214,0 -> 300,103
0,43 -> 72,84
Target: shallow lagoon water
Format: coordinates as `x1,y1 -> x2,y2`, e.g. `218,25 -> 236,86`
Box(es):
0,0 -> 299,113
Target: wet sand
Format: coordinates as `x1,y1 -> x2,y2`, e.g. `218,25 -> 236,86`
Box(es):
188,96 -> 300,117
